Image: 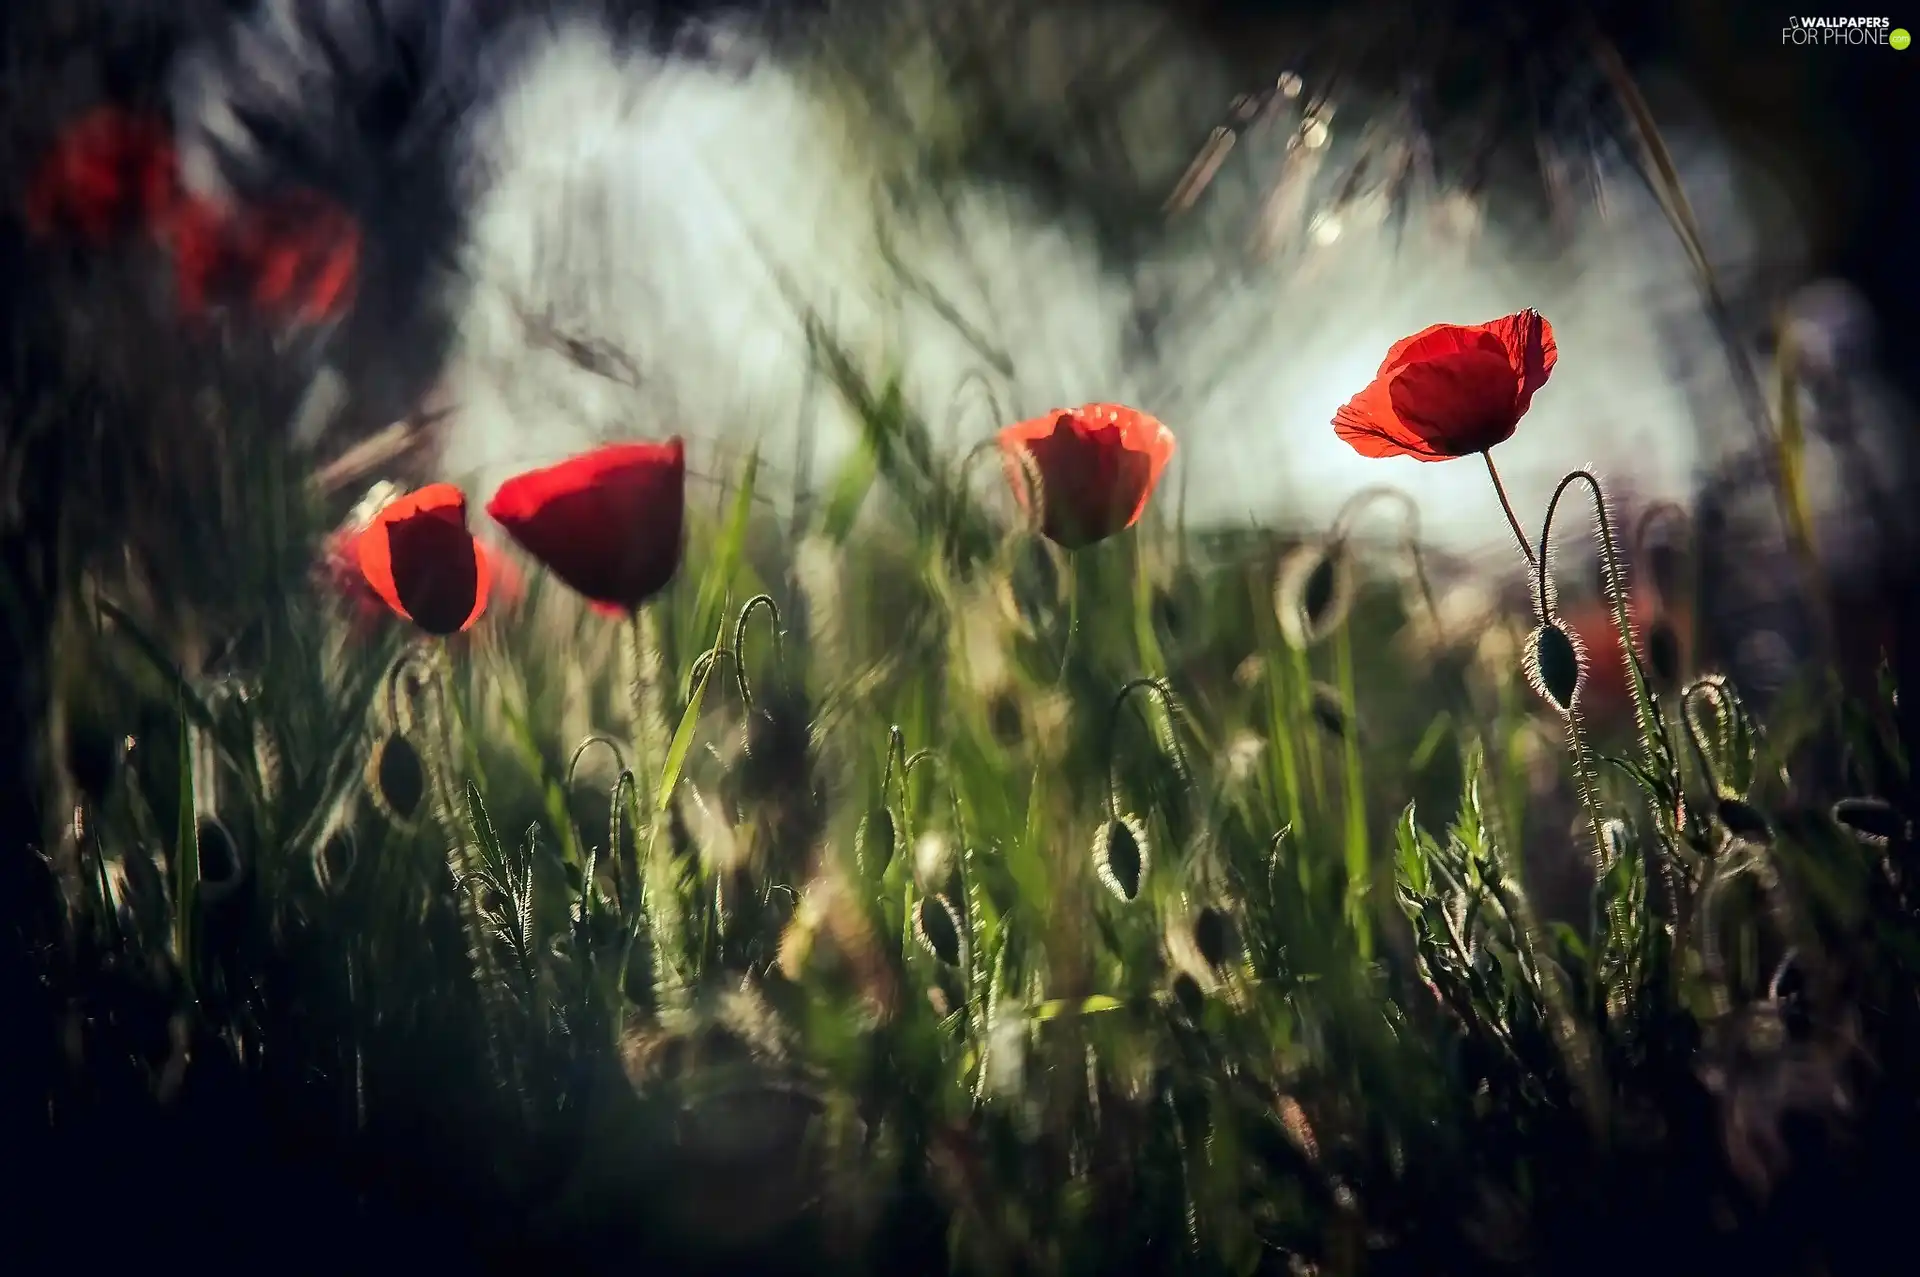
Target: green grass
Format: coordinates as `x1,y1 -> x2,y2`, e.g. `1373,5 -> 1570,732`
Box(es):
23,336 -> 1919,1277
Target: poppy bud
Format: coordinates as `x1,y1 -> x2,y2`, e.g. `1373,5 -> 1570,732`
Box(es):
313,829 -> 358,895
195,816 -> 245,906
1524,620 -> 1584,716
1170,972 -> 1206,1024
1094,814 -> 1151,903
1716,797 -> 1772,847
912,893 -> 964,966
368,733 -> 426,826
986,691 -> 1025,747
857,806 -> 897,878
1274,539 -> 1354,649
1308,683 -> 1350,739
1192,906 -> 1235,970
1645,620 -> 1682,690
65,719 -> 125,805
1831,797 -> 1906,848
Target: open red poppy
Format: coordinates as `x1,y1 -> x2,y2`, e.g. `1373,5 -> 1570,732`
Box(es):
998,403 -> 1177,550
23,108 -> 183,246
352,484 -> 490,635
485,439 -> 686,615
1332,310 -> 1558,461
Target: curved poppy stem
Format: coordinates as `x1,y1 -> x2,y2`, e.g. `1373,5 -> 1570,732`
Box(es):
1328,485 -> 1443,632
879,724 -> 909,807
1104,677 -> 1195,822
733,593 -> 784,711
902,747 -> 971,853
1481,451 -> 1537,566
1537,469 -> 1668,766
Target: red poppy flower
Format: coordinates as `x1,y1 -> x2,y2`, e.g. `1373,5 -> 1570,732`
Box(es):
24,108 -> 183,245
352,484 -> 490,635
1333,310 -> 1558,461
226,191 -> 361,322
998,403 -> 1177,550
166,188 -> 360,325
485,439 -> 687,615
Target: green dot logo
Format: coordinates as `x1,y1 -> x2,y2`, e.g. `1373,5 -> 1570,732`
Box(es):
1894,27 -> 1912,49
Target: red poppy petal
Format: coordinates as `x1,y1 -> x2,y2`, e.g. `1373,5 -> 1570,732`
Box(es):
387,511 -> 483,636
463,542 -> 494,631
486,440 -> 686,612
1478,309 -> 1559,413
1333,381 -> 1429,459
1384,350 -> 1524,456
354,522 -> 408,620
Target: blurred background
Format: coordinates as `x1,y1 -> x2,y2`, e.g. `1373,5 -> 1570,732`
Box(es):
1,0 -> 1914,1271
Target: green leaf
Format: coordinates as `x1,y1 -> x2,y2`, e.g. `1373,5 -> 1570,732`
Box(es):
1030,994 -> 1124,1022
657,605 -> 731,814
689,448 -> 759,660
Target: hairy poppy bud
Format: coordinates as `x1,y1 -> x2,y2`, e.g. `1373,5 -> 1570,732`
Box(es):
857,806 -> 897,878
368,732 -> 425,825
1524,620 -> 1584,715
1170,972 -> 1206,1024
313,829 -> 358,895
1832,797 -> 1906,848
195,816 -> 245,905
1192,905 -> 1235,970
1274,539 -> 1354,649
913,893 -> 964,966
1309,683 -> 1350,739
1094,814 -> 1150,903
1716,797 -> 1772,846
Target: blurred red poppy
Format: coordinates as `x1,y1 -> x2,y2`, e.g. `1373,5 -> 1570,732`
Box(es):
1559,590 -> 1686,727
24,108 -> 182,244
352,484 -> 490,635
1333,310 -> 1558,461
168,189 -> 360,325
998,403 -> 1176,550
486,439 -> 687,615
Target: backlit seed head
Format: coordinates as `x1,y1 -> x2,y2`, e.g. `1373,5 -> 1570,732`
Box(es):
1170,972 -> 1206,1024
1308,683 -> 1350,739
857,805 -> 897,879
1716,797 -> 1773,846
1645,620 -> 1682,690
912,893 -> 964,966
313,828 -> 358,895
1600,818 -> 1635,864
195,816 -> 245,904
1523,620 -> 1584,715
1831,797 -> 1907,848
913,830 -> 953,890
1094,814 -> 1151,903
1193,905 -> 1235,970
1275,539 -> 1354,649
367,733 -> 425,826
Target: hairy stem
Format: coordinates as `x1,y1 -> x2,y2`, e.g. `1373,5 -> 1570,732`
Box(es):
1483,451 -> 1537,566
